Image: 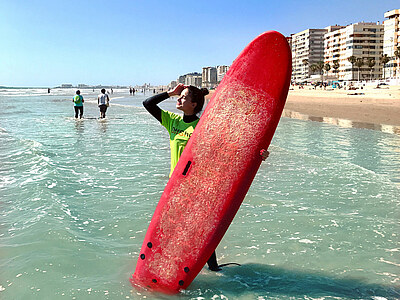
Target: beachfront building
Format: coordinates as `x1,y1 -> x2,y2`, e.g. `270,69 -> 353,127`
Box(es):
291,28 -> 327,83
323,25 -> 346,81
178,75 -> 186,84
169,80 -> 178,89
176,73 -> 202,87
383,9 -> 400,79
216,65 -> 229,83
202,67 -> 217,88
324,22 -> 384,81
184,73 -> 202,87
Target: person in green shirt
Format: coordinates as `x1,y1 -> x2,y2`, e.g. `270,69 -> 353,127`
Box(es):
72,90 -> 84,119
143,83 -> 269,271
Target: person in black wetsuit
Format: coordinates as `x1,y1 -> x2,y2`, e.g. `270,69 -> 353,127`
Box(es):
143,83 -> 270,271
143,83 -> 223,271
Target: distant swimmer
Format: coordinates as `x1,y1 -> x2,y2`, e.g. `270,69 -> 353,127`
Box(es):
97,88 -> 110,119
72,90 -> 84,118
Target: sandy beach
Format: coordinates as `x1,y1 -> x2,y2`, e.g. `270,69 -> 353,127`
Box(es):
207,85 -> 400,127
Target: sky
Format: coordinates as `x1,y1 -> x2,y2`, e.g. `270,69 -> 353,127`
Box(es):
0,0 -> 398,87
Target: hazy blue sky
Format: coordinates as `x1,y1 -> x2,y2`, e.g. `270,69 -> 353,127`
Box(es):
0,0 -> 398,87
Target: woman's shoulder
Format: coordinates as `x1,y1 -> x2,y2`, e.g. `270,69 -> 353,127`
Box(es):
162,110 -> 182,121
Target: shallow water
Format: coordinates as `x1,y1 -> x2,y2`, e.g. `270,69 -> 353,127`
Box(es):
0,89 -> 399,299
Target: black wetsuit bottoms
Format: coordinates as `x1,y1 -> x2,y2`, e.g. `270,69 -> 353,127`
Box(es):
99,105 -> 108,113
74,106 -> 83,118
207,251 -> 220,270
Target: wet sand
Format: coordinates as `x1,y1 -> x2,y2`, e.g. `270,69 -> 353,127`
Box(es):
207,85 -> 400,127
285,85 -> 400,127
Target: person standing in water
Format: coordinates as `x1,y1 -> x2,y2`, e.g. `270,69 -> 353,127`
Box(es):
72,90 -> 84,119
97,88 -> 110,119
143,83 -> 269,271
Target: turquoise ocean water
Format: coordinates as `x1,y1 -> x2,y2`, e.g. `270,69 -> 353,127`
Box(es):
0,88 -> 399,300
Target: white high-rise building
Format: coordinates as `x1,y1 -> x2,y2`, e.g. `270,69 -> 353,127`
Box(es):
323,25 -> 346,80
383,9 -> 400,79
202,67 -> 217,88
184,73 -> 202,87
324,22 -> 384,81
291,28 -> 327,82
216,65 -> 229,83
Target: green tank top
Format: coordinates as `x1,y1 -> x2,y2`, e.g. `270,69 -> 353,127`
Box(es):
73,95 -> 83,106
161,110 -> 199,177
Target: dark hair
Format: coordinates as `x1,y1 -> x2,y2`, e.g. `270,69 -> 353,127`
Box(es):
101,88 -> 106,93
76,90 -> 80,95
187,86 -> 209,114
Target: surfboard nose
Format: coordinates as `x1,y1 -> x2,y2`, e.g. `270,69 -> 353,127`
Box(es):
226,30 -> 292,102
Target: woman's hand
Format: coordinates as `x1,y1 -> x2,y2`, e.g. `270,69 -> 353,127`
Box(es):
260,149 -> 270,161
168,83 -> 188,97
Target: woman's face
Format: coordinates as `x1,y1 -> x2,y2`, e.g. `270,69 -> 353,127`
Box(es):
176,88 -> 197,115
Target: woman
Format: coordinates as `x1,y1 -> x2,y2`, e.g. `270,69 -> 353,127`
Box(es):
98,88 -> 110,119
72,90 -> 84,119
143,83 -> 269,271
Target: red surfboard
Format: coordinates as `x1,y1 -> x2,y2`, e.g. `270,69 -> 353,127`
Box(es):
131,31 -> 292,294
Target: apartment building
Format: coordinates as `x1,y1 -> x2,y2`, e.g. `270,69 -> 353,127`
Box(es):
291,28 -> 327,82
216,65 -> 229,83
383,9 -> 400,79
324,25 -> 346,78
184,73 -> 202,87
169,80 -> 178,89
324,22 -> 384,81
202,67 -> 217,88
178,75 -> 186,84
